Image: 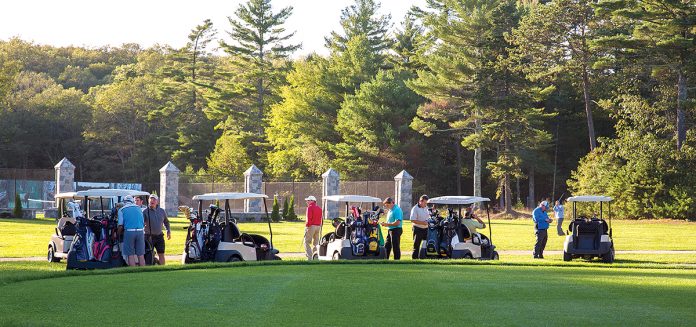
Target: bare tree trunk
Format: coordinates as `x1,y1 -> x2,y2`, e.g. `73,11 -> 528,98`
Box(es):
504,173 -> 512,213
582,65 -> 597,151
516,177 -> 521,206
527,166 -> 535,209
473,118 -> 482,206
455,140 -> 462,195
677,69 -> 687,150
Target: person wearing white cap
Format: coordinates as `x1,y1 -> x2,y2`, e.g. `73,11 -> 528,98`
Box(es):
118,195 -> 146,266
303,195 -> 322,260
532,200 -> 553,259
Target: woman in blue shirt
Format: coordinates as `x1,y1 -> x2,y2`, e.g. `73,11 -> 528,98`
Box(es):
380,197 -> 403,260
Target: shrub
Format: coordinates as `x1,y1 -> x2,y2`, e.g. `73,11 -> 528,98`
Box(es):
13,193 -> 23,218
287,195 -> 298,221
281,197 -> 289,220
270,195 -> 281,222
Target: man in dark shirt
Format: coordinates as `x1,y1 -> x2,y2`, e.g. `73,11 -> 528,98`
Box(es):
143,194 -> 171,265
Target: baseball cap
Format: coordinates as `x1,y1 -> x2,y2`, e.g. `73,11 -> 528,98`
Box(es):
541,201 -> 549,208
149,194 -> 159,200
123,195 -> 134,203
305,195 -> 317,201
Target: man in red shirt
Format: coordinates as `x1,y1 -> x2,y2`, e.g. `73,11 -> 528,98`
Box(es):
304,195 -> 323,260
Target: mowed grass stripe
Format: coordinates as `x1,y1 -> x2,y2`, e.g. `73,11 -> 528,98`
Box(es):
2,217 -> 696,258
0,264 -> 694,326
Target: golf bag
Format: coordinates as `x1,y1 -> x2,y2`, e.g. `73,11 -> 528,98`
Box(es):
425,216 -> 444,256
350,217 -> 367,256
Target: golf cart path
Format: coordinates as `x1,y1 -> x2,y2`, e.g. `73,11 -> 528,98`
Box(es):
3,250 -> 696,262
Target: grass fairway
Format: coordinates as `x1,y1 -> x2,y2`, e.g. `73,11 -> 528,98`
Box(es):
2,217 -> 695,258
0,262 -> 694,326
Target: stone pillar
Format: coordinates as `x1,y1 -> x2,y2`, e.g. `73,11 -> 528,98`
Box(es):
394,170 -> 413,217
159,161 -> 180,216
54,158 -> 75,197
322,168 -> 340,219
244,165 -> 263,212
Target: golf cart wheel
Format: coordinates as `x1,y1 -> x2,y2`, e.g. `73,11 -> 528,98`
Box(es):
312,253 -> 319,260
463,252 -> 473,259
228,255 -> 242,262
491,251 -> 499,260
602,248 -> 615,264
273,255 -> 282,261
48,246 -> 60,263
563,251 -> 572,262
332,251 -> 340,260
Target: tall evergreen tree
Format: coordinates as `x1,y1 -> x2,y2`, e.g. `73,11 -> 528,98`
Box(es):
325,0 -> 392,55
510,0 -> 603,151
595,0 -> 696,150
410,0 -> 552,213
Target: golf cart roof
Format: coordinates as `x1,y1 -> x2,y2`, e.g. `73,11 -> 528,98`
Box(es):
54,192 -> 78,199
323,195 -> 382,203
428,196 -> 491,205
567,195 -> 613,202
75,189 -> 150,198
192,192 -> 268,201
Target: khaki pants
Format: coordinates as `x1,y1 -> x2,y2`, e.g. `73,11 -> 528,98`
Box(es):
304,225 -> 321,259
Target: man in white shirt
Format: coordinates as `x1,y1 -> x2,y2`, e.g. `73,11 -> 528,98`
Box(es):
410,195 -> 430,259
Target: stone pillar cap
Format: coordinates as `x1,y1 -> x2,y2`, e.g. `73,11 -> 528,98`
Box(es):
394,170 -> 413,180
322,168 -> 339,178
54,158 -> 75,169
243,164 -> 263,176
159,161 -> 180,173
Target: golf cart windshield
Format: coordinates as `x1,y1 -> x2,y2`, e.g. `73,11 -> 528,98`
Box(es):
74,189 -> 150,217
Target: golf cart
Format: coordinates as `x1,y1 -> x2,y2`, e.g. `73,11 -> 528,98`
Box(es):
563,195 -> 615,263
419,196 -> 499,260
63,189 -> 150,269
48,192 -> 81,263
314,195 -> 386,260
181,192 -> 280,263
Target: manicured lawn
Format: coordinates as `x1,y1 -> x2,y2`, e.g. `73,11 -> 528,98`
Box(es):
0,261 -> 694,326
2,217 -> 695,258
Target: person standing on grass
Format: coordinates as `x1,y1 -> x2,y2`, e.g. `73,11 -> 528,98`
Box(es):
380,197 -> 403,260
532,200 -> 552,259
410,195 -> 430,259
554,200 -> 565,236
143,194 -> 171,265
303,195 -> 322,260
118,195 -> 145,266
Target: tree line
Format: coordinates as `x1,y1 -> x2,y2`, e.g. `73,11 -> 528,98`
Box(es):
0,0 -> 693,218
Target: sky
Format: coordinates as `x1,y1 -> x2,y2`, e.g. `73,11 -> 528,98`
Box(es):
0,0 -> 426,57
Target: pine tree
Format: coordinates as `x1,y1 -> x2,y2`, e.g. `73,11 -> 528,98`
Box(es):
595,0 -> 696,150
270,194 -> 281,222
13,193 -> 22,218
287,194 -> 298,221
281,196 -> 289,220
409,0 -> 553,214
509,0 -> 604,151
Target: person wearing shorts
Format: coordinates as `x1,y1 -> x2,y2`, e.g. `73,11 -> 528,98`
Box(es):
143,194 -> 171,265
118,195 -> 145,266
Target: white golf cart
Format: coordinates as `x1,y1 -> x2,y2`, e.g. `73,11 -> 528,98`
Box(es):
181,192 -> 280,263
48,192 -> 81,262
419,196 -> 499,260
314,195 -> 386,260
563,195 -> 615,263
64,189 -> 150,269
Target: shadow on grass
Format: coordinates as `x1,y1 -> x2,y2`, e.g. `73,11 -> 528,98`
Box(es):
2,257 -> 694,288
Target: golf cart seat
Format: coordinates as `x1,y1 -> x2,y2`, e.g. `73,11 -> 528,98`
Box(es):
572,220 -> 602,250
57,217 -> 77,237
457,224 -> 472,241
222,222 -> 241,242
